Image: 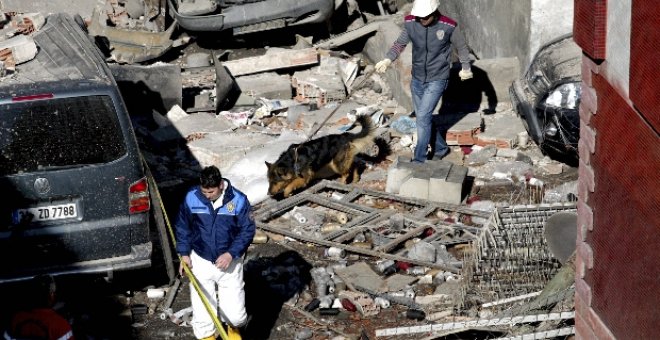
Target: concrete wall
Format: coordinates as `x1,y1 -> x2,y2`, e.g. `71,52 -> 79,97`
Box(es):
528,0 -> 574,69
604,0 -> 631,97
440,0 -> 573,73
440,0 -> 531,68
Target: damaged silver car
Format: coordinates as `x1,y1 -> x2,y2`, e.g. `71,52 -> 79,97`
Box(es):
510,34 -> 581,164
168,0 -> 335,34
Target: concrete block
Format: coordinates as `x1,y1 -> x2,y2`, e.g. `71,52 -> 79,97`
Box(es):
428,161 -> 467,204
385,156 -> 423,193
398,167 -> 432,200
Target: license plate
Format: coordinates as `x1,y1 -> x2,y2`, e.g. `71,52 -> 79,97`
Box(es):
14,203 -> 78,223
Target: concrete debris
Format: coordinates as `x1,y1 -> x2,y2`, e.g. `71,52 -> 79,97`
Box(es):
0,12 -> 45,40
223,47 -> 319,77
0,6 -> 580,339
292,67 -> 346,108
235,73 -> 293,100
87,5 -> 178,64
0,34 -> 37,73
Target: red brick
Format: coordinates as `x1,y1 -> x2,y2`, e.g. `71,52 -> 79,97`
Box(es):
579,219 -> 589,242
573,0 -> 607,59
577,241 -> 594,269
580,84 -> 598,116
575,246 -> 586,278
630,1 -> 660,131
580,54 -> 599,86
575,294 -> 597,340
576,277 -> 593,306
576,315 -> 598,340
578,135 -> 591,165
580,123 -> 596,155
578,160 -> 595,192
577,200 -> 593,231
588,307 -> 617,340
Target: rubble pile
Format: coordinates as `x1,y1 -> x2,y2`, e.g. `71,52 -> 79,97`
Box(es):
0,1 -> 580,339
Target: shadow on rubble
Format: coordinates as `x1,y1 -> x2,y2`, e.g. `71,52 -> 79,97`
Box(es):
430,64 -> 498,150
242,250 -> 313,340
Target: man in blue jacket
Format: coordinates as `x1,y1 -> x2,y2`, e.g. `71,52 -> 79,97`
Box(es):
175,165 -> 255,340
375,0 -> 473,163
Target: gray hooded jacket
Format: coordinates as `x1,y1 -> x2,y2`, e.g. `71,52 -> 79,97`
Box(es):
385,13 -> 471,82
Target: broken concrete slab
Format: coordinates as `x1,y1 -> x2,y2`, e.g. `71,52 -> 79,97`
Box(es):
314,20 -> 382,50
435,111 -> 483,146
476,111 -> 526,148
235,72 -> 293,100
187,131 -> 276,172
172,112 -> 235,137
223,47 -> 319,77
87,7 -> 178,64
335,262 -> 417,295
335,262 -> 384,293
0,34 -> 37,68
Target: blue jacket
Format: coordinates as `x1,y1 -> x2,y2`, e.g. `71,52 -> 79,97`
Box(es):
386,14 -> 471,82
175,179 -> 255,262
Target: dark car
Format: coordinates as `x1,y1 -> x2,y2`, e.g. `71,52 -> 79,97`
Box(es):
0,14 -> 153,283
168,0 -> 335,34
510,34 -> 582,164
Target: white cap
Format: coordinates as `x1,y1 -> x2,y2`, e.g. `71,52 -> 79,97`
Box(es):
411,0 -> 439,17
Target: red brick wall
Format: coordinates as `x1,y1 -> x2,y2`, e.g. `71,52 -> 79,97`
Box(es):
629,0 -> 660,131
573,0 -> 607,60
576,70 -> 660,339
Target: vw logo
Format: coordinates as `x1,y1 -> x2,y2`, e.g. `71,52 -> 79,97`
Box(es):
34,178 -> 51,195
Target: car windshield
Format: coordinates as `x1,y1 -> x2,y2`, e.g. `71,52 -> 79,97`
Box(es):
0,95 -> 126,175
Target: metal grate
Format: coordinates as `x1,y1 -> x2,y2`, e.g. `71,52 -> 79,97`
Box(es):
462,203 -> 576,305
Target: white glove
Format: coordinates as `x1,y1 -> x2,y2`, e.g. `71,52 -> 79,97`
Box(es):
375,58 -> 392,73
459,68 -> 473,81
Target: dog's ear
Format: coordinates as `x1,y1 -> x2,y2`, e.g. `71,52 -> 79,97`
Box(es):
265,161 -> 272,170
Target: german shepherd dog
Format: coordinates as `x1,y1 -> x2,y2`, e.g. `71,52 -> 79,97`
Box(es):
266,115 -> 379,198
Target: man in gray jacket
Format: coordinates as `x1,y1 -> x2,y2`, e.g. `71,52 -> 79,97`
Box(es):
376,0 -> 473,163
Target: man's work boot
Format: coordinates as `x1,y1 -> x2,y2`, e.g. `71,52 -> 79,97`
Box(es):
227,325 -> 242,340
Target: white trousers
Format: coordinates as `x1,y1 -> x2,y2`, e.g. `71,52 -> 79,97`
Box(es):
190,250 -> 247,339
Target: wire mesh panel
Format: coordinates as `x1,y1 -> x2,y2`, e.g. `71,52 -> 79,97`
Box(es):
462,203 -> 577,304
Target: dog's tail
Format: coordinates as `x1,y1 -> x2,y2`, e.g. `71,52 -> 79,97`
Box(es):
348,115 -> 377,154
348,114 -> 374,140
